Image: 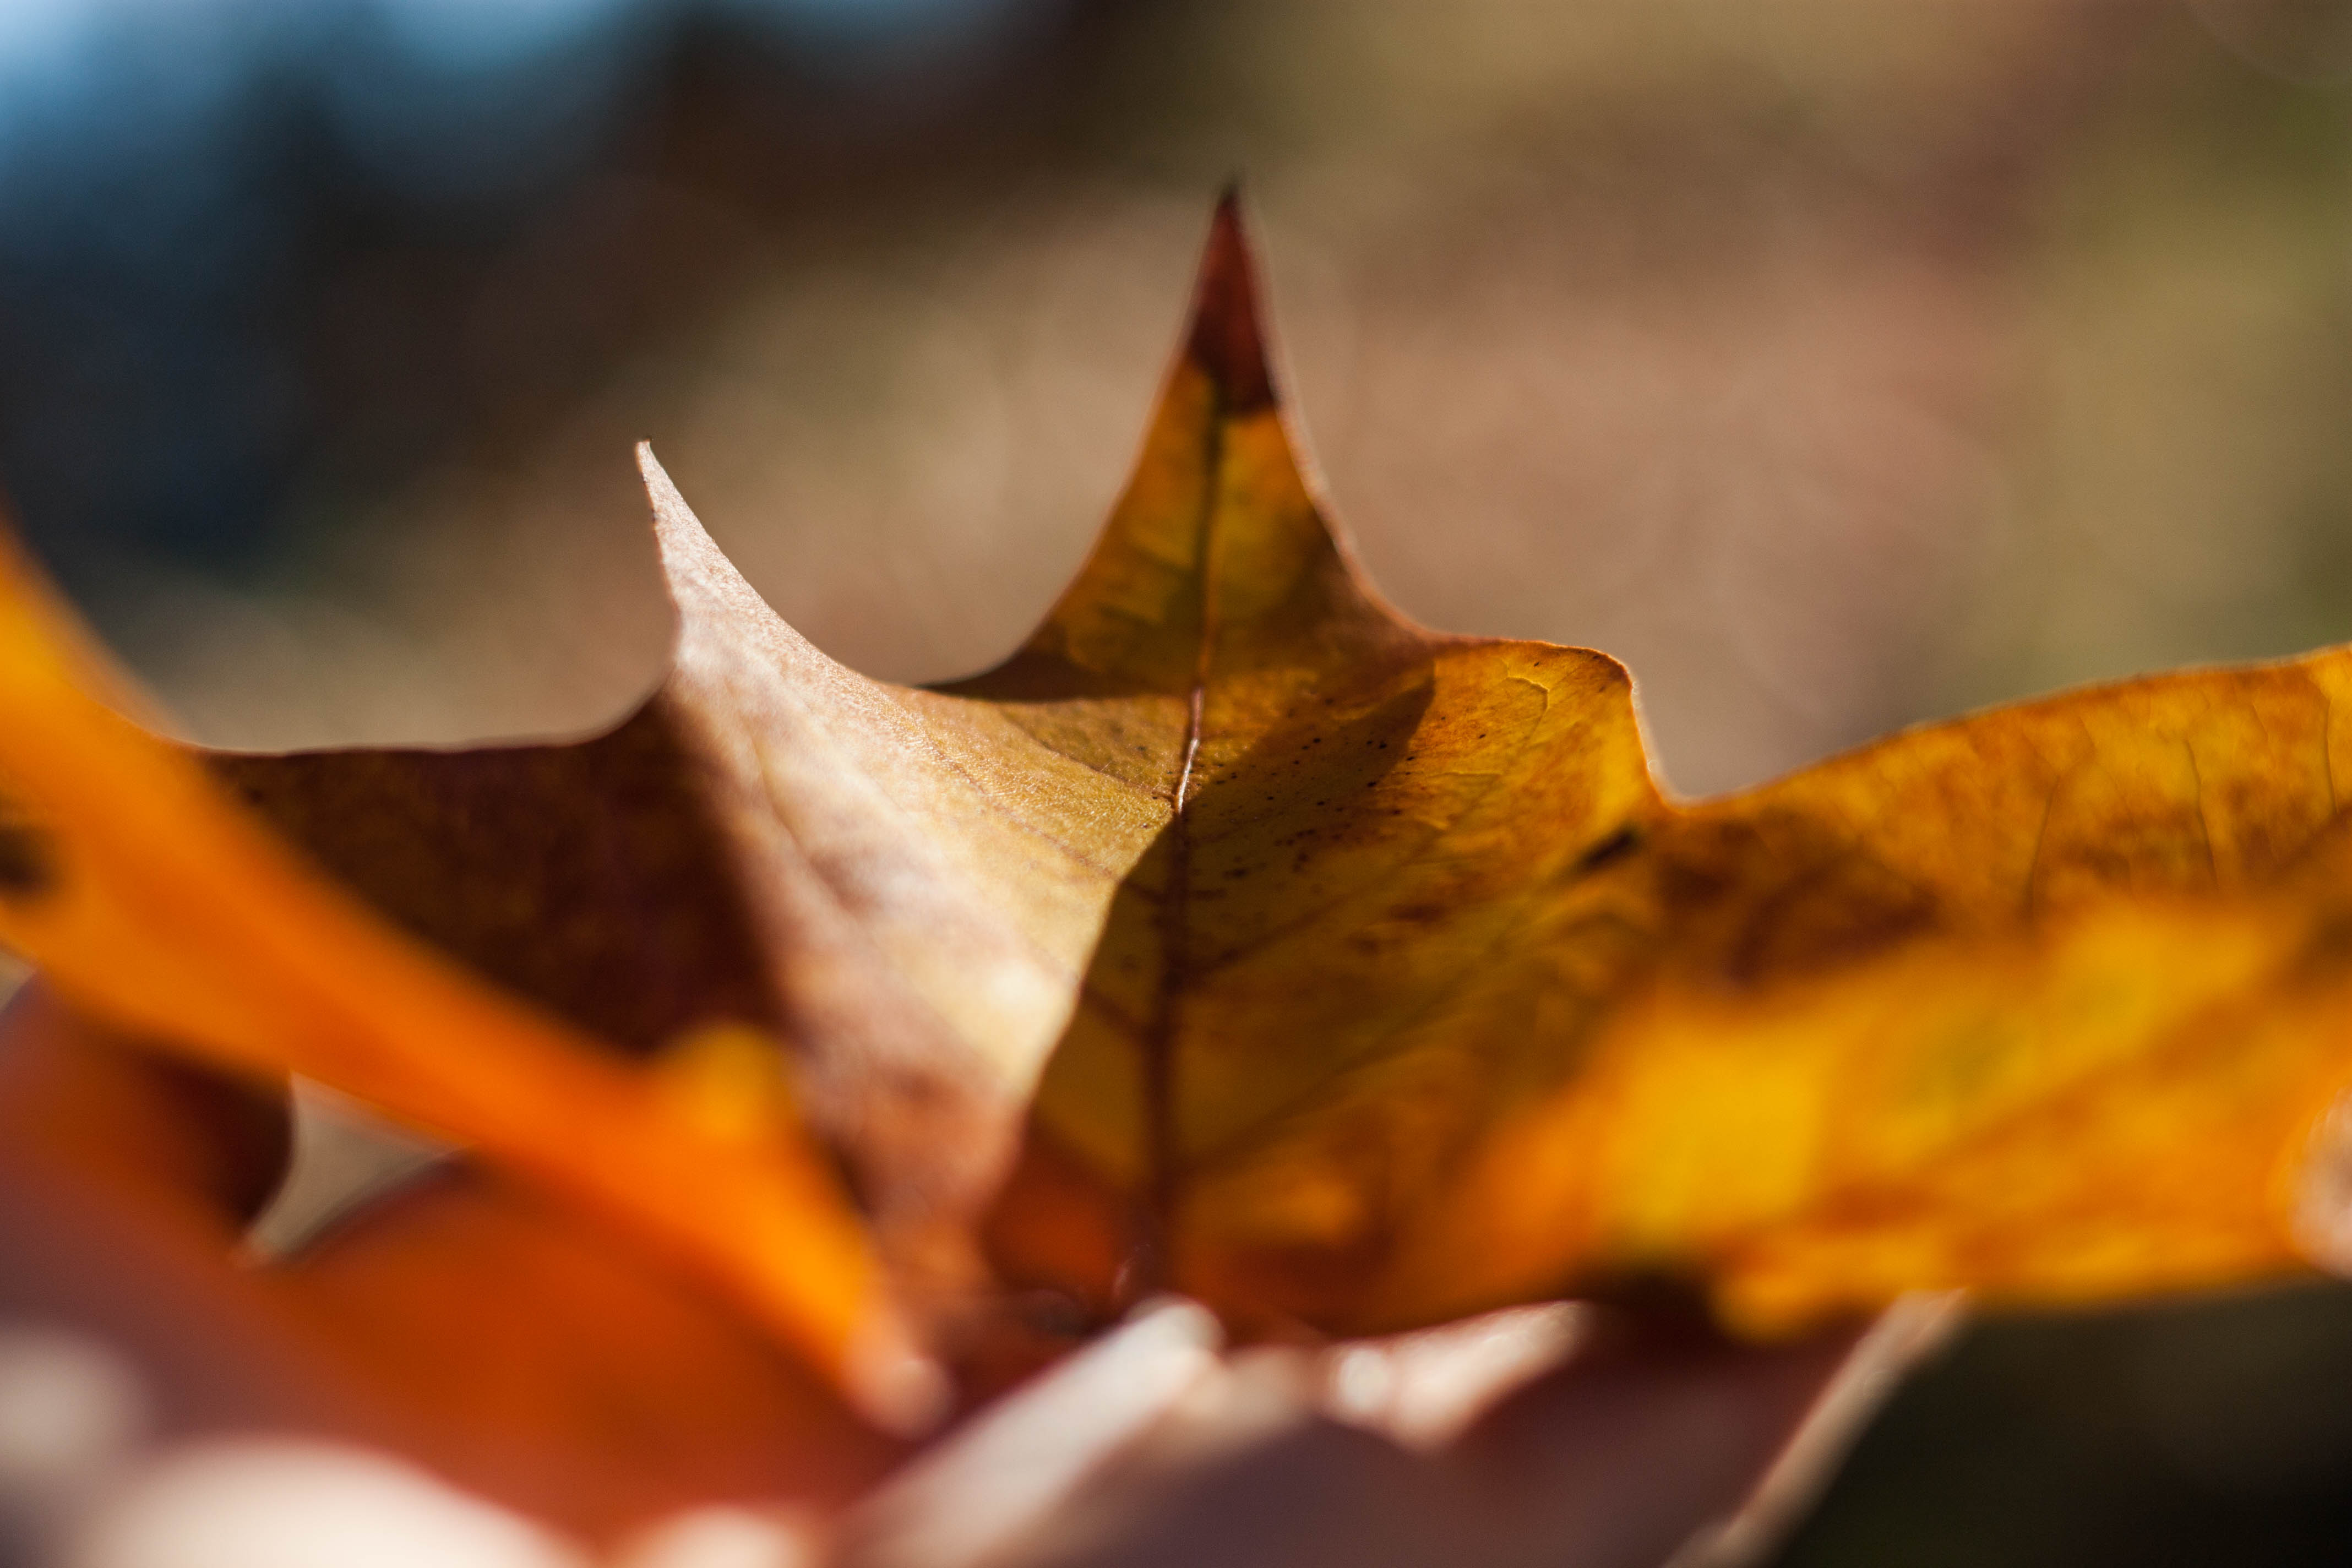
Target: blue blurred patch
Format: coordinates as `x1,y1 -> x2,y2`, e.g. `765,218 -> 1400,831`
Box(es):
0,0 -> 1033,571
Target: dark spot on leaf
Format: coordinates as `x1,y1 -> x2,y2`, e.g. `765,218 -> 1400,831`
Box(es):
0,822 -> 58,900
1575,825 -> 1643,875
2297,911 -> 2352,978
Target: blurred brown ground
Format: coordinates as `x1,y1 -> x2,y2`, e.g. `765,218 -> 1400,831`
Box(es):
14,0 -> 2352,1562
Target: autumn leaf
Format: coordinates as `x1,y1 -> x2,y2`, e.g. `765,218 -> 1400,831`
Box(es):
0,510 -> 928,1431
7,189 -> 2352,1489
0,986 -> 900,1536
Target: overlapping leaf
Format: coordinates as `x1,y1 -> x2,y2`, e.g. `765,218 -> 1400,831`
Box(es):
0,988 -> 899,1532
6,195 -> 2352,1423
0,526 -> 919,1428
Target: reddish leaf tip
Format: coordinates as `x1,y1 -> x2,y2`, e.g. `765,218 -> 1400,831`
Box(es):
1185,188 -> 1277,416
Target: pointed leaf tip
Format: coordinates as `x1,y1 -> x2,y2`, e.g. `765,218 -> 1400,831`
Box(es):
635,441 -> 740,613
1185,190 -> 1276,416
636,442 -> 688,540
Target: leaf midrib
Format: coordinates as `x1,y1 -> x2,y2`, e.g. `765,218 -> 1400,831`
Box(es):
1135,402 -> 1229,1295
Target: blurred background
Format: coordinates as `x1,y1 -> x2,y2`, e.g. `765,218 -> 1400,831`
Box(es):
4,0 -> 2352,1560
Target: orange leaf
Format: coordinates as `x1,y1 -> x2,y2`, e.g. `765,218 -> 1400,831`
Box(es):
0,528 -> 925,1429
0,986 -> 900,1534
